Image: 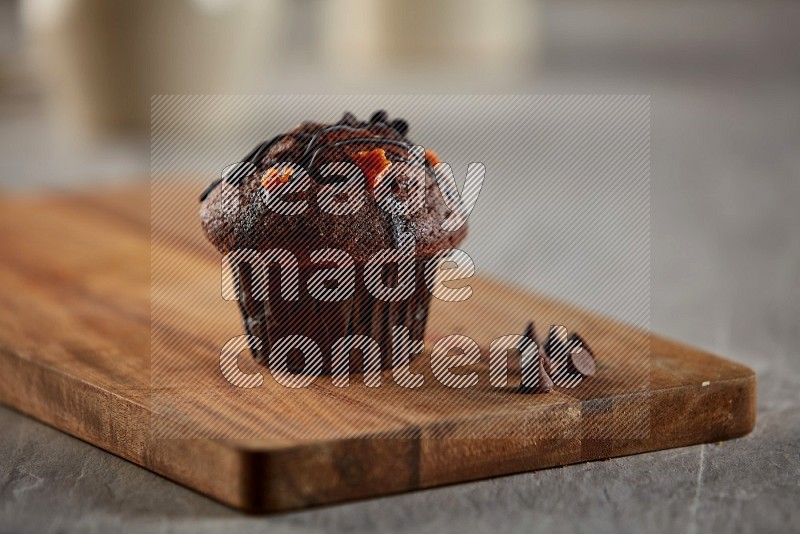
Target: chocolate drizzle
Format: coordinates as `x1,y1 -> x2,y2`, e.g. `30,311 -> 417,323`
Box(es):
199,111 -> 419,200
291,112 -> 421,249
198,134 -> 285,200
382,195 -> 416,249
300,124 -> 365,159
198,111 -> 425,249
199,178 -> 222,202
306,138 -> 411,170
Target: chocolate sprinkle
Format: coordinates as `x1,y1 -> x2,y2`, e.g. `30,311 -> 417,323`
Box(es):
391,118 -> 409,136
370,110 -> 389,124
339,111 -> 358,126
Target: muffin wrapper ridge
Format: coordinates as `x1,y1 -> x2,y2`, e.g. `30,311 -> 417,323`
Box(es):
234,259 -> 433,374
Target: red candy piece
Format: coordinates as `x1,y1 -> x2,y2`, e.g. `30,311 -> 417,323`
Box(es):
424,149 -> 440,167
352,148 -> 392,189
260,167 -> 293,191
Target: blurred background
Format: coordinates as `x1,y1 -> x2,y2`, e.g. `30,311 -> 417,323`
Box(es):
1,0 -> 799,531
1,0 -> 798,189
1,0 -> 796,347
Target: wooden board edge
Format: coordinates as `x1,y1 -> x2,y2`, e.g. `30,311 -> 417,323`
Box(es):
235,371 -> 756,512
0,344 -> 756,513
0,347 -> 253,510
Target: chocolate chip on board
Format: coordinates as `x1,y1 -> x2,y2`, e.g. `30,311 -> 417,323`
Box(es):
518,321 -> 554,393
567,333 -> 597,377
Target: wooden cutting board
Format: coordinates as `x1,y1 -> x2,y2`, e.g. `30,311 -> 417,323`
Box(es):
0,184 -> 755,513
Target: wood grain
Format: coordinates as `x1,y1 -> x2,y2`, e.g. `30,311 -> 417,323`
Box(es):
0,184 -> 756,512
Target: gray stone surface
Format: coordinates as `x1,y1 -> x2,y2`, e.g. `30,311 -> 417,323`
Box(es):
1,1 -> 799,533
1,399 -> 798,534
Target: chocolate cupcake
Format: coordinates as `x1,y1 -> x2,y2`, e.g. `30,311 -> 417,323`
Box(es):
200,111 -> 467,374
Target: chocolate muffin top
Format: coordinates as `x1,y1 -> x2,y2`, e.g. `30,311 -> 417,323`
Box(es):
199,111 -> 467,263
